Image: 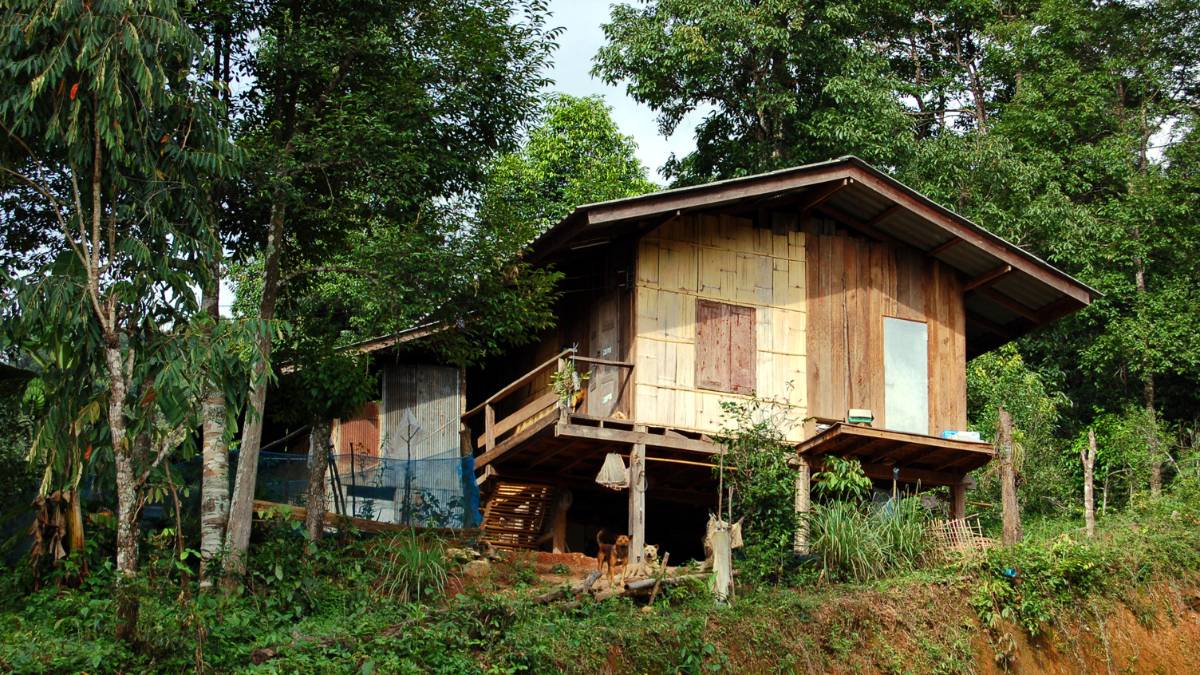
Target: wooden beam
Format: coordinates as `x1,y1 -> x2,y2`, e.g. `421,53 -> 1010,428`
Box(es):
475,413 -> 557,469
484,405 -> 496,452
556,421 -> 719,455
964,264 -> 1013,292
975,287 -> 1042,322
572,355 -> 635,369
928,237 -> 963,256
476,392 -> 557,448
966,309 -> 1016,340
951,482 -> 967,519
850,167 -> 1093,305
797,422 -> 995,458
865,203 -> 902,228
485,467 -> 716,505
253,499 -> 478,540
814,203 -> 903,246
526,438 -> 583,469
1037,296 -> 1084,323
586,165 -> 854,225
464,348 -> 572,419
857,461 -> 964,487
797,178 -> 851,216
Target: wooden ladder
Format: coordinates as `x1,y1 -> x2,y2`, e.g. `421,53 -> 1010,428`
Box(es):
480,481 -> 556,550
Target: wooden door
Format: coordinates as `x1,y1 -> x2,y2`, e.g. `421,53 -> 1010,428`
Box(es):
586,291 -> 621,416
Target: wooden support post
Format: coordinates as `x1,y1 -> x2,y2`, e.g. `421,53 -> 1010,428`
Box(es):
484,404 -> 496,452
551,489 -> 572,553
793,457 -> 811,554
1083,429 -> 1097,538
951,481 -> 967,520
997,407 -> 1022,545
628,435 -> 647,565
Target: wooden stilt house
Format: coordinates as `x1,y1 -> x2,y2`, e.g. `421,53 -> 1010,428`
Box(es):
457,156 -> 1095,562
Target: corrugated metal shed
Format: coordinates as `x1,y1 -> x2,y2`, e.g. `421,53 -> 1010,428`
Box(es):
382,364 -> 462,493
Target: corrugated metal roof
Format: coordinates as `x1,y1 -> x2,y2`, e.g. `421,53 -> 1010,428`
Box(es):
531,156 -> 1097,356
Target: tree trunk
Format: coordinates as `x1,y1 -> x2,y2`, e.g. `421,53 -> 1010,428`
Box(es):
105,342 -> 140,641
996,407 -> 1022,545
66,488 -> 85,557
1144,374 -> 1162,496
1083,430 -> 1097,538
224,198 -> 288,581
199,260 -> 228,588
304,419 -> 333,540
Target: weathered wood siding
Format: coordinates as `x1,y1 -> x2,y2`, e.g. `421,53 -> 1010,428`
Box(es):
805,231 -> 966,436
634,214 -> 807,440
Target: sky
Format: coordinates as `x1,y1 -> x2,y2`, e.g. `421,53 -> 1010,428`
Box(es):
544,0 -> 705,183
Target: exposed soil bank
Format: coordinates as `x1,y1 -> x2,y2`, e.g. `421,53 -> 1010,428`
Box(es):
976,583 -> 1200,675
593,577 -> 1200,674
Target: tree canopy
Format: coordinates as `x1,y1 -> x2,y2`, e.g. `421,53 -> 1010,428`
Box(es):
596,0 -> 1200,499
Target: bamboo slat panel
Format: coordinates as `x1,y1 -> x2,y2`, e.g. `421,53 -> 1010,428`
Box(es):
635,214 -> 807,440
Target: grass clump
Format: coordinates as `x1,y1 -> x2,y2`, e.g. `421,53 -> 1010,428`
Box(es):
809,495 -> 932,583
376,532 -> 449,603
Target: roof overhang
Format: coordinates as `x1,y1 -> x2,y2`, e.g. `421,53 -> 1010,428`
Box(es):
343,320 -> 447,355
530,156 -> 1097,356
796,423 -> 995,484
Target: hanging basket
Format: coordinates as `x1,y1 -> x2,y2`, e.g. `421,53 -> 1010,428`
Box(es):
595,452 -> 629,490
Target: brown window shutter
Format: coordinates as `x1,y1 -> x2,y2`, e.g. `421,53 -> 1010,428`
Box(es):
696,300 -> 730,390
696,300 -> 756,394
729,305 -> 756,394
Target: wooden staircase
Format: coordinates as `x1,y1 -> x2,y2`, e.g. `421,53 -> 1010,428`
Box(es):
480,481 -> 556,550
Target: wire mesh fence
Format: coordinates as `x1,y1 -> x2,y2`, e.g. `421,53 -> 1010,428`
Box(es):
252,448 -> 481,529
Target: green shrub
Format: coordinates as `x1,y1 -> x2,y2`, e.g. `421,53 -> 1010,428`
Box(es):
714,397 -> 804,583
813,456 -> 873,502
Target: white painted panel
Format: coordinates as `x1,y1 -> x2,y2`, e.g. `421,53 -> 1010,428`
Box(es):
883,318 -> 929,434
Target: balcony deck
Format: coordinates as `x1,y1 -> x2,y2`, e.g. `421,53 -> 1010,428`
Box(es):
795,422 -> 994,486
463,349 -> 723,503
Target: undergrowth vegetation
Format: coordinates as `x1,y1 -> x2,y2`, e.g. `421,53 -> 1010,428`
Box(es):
2,400 -> 1198,672
0,479 -> 1198,672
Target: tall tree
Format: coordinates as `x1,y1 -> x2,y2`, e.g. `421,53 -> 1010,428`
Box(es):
1,0 -> 237,637
594,0 -> 916,183
217,0 -> 559,578
598,0 -> 1200,500
480,93 -> 657,242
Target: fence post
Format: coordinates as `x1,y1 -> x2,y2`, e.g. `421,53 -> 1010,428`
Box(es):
350,451 -> 357,518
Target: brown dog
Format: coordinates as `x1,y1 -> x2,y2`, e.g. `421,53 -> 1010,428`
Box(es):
596,530 -> 631,585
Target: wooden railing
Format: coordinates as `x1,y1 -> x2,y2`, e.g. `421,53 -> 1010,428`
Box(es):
462,348 -> 634,455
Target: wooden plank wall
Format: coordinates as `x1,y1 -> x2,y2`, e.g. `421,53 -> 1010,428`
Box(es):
805,231 -> 966,436
634,214 -> 807,440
